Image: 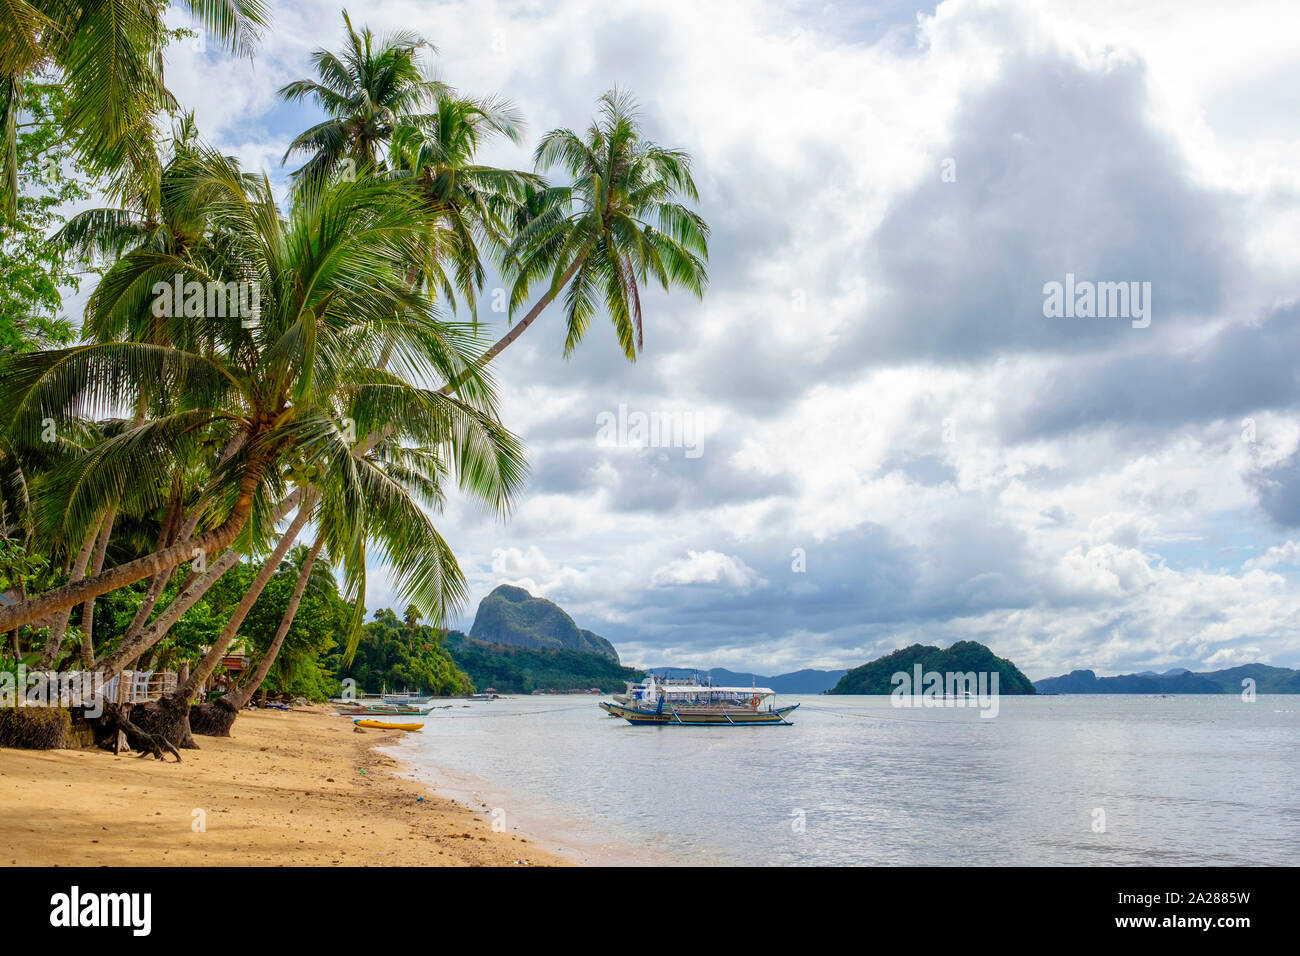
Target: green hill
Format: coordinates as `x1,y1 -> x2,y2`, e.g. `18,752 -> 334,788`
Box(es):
1034,663 -> 1300,694
329,608 -> 473,696
444,631 -> 642,694
829,641 -> 1036,695
469,584 -> 619,661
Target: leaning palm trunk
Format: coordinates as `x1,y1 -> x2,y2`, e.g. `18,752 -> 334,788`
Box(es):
35,522 -> 100,668
135,495 -> 317,747
94,547 -> 244,683
95,483 -> 308,684
473,254 -> 588,368
196,532 -> 326,736
107,435 -> 249,667
77,508 -> 115,667
0,451 -> 269,634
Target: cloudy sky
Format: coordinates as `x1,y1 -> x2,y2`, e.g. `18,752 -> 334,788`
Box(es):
158,0 -> 1300,678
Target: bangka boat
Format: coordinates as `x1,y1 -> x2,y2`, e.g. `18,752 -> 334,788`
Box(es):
333,702 -> 432,717
601,675 -> 798,726
353,719 -> 423,731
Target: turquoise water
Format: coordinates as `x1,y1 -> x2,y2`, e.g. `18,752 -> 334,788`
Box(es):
389,694 -> 1300,865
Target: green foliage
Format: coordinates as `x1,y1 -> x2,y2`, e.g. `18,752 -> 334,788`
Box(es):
238,546 -> 344,701
829,641 -> 1037,695
0,80 -> 88,354
329,608 -> 472,696
0,536 -> 49,593
0,0 -> 268,216
444,631 -> 643,694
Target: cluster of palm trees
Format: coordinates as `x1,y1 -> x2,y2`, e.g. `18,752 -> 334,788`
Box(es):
0,7 -> 708,745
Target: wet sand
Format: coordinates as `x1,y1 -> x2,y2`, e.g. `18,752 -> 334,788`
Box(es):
0,707 -> 568,866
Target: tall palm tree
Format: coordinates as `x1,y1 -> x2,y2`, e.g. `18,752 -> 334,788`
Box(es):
212,92 -> 712,738
389,90 -> 537,318
277,9 -> 440,182
140,344 -> 526,745
0,0 -> 269,214
176,377 -> 526,743
0,149 -> 510,636
216,533 -> 327,718
492,89 -> 710,364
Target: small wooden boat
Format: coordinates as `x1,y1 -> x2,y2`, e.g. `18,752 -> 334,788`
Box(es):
353,719 -> 423,731
334,703 -> 430,716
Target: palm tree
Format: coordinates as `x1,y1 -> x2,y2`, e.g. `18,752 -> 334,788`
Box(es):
0,149 -> 509,636
277,10 -> 440,182
149,489 -> 317,746
388,91 -> 537,317
215,533 -> 327,719
49,119 -> 263,667
490,89 -> 710,365
179,384 -> 525,742
140,354 -> 527,745
0,0 -> 269,214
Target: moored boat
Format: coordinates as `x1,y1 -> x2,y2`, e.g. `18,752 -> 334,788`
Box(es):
333,702 -> 432,716
601,675 -> 798,726
353,719 -> 423,731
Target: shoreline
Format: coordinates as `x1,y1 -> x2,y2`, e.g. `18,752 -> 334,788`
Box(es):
0,707 -> 569,866
381,740 -> 632,866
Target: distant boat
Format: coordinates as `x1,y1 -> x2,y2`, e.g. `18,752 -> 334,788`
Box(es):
601,675 -> 798,726
353,719 -> 423,731
334,702 -> 432,716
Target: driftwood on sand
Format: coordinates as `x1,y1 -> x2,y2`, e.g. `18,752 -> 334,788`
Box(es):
102,703 -> 182,762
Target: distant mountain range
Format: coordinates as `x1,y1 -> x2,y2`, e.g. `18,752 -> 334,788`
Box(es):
646,666 -> 848,694
1034,663 -> 1300,694
828,641 -> 1036,695
469,584 -> 619,662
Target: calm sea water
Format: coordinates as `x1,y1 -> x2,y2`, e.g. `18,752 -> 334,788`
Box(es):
388,694 -> 1300,865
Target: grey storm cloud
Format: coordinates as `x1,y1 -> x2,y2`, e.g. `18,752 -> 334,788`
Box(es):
839,50 -> 1236,368
525,432 -> 795,511
1251,450 -> 1300,528
591,523 -> 924,654
1003,304 -> 1300,443
683,41 -> 1241,423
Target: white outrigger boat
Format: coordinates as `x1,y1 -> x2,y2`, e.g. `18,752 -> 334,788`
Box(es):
600,674 -> 798,726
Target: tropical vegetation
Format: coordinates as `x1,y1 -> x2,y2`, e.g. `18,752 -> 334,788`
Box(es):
0,6 -> 707,748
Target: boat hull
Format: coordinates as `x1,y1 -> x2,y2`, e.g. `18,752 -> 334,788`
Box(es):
600,700 -> 798,725
353,719 -> 423,731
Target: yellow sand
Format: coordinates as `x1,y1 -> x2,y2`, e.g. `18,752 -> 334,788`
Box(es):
0,707 -> 567,866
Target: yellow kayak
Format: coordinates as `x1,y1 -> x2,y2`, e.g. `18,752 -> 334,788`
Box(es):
353,719 -> 423,731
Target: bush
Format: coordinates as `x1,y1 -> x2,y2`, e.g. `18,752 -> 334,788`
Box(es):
0,707 -> 73,749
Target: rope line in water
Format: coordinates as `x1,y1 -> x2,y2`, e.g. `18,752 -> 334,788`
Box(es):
432,703 -> 598,719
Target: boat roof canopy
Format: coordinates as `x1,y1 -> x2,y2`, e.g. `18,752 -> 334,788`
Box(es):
655,684 -> 776,696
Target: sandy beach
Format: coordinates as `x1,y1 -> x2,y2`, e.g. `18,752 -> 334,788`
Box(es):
0,708 -> 567,866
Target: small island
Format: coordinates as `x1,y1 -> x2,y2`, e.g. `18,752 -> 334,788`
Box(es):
828,640 -> 1036,695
